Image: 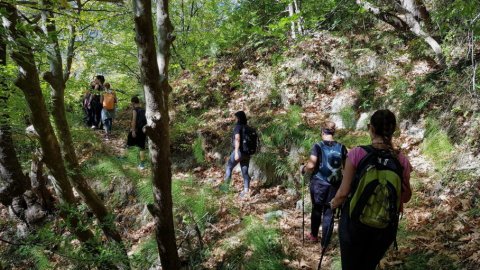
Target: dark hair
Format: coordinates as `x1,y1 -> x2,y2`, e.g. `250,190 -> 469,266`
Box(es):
321,121 -> 336,135
370,109 -> 397,153
234,111 -> 247,125
95,75 -> 105,84
131,96 -> 140,104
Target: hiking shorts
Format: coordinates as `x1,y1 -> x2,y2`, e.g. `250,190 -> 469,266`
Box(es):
127,130 -> 147,150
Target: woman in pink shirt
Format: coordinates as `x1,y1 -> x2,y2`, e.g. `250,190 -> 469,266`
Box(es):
330,109 -> 412,270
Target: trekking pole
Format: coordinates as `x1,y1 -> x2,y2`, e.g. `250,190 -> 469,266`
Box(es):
317,208 -> 336,270
302,172 -> 305,246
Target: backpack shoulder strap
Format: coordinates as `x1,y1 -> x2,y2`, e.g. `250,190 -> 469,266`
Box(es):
355,145 -> 377,175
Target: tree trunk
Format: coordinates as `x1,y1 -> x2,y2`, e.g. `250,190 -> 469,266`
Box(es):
356,0 -> 444,66
29,152 -> 55,211
132,0 -> 180,268
40,2 -> 128,256
293,0 -> 303,35
288,3 -> 296,39
396,0 -> 444,65
0,34 -> 30,209
1,2 -> 94,243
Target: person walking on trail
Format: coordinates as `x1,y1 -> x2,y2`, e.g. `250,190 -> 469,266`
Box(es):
126,96 -> 147,170
330,109 -> 412,270
100,82 -> 117,140
82,83 -> 93,127
223,111 -> 253,198
300,121 -> 347,244
89,75 -> 105,129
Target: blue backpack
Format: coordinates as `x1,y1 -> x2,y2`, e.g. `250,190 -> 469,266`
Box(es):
312,141 -> 345,186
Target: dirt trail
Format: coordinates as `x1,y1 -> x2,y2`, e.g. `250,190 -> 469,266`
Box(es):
92,107 -> 478,269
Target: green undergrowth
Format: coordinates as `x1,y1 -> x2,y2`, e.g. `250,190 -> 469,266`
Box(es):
253,105 -> 317,186
422,118 -> 454,171
220,217 -> 290,270
336,131 -> 370,149
82,147 -> 145,186
131,176 -> 221,267
131,237 -> 158,269
2,216 -> 128,269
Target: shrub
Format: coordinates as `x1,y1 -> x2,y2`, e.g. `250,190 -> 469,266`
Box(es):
193,135 -> 206,164
339,107 -> 356,130
422,118 -> 454,170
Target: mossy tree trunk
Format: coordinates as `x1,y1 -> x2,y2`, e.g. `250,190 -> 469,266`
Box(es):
132,0 -> 180,268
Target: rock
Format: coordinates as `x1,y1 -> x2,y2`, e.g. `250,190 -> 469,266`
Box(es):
331,114 -> 345,129
25,125 -> 39,138
400,120 -> 425,144
356,112 -> 370,130
330,89 -> 357,114
296,199 -> 312,213
263,210 -> 285,222
148,257 -> 161,270
355,51 -> 380,76
329,89 -> 358,129
286,188 -> 298,197
16,223 -> 28,238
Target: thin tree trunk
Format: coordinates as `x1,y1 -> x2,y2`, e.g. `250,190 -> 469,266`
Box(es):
39,3 -> 129,267
356,0 -> 444,66
132,0 -> 180,268
288,3 -> 296,39
29,152 -> 55,211
293,0 -> 303,35
1,2 -> 94,244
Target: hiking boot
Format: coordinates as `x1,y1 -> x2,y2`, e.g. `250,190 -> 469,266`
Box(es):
306,233 -> 319,243
239,190 -> 250,199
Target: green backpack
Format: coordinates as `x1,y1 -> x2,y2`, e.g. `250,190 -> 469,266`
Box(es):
348,146 -> 403,229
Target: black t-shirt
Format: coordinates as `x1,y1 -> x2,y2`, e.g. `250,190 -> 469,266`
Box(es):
231,124 -> 243,149
310,140 -> 348,165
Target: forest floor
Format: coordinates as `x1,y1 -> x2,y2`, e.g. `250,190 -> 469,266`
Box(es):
93,105 -> 479,270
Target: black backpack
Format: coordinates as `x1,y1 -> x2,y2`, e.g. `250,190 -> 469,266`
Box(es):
135,108 -> 147,131
240,125 -> 259,155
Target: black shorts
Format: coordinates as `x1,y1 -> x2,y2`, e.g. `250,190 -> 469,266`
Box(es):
127,130 -> 147,150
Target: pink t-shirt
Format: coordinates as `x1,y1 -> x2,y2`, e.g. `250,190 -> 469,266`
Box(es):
348,147 -> 412,205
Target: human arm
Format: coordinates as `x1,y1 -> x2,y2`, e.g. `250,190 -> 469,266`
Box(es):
131,109 -> 137,138
330,158 -> 356,209
302,155 -> 318,174
234,134 -> 240,161
400,156 -> 413,204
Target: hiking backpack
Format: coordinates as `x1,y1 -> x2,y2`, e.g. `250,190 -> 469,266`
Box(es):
348,146 -> 403,230
240,125 -> 259,155
313,141 -> 344,186
135,108 -> 147,131
103,92 -> 116,110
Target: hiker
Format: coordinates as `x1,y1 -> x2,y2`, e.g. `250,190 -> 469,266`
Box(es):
223,111 -> 253,198
82,83 -> 93,127
330,109 -> 412,270
126,96 -> 147,170
89,75 -> 105,129
300,121 -> 347,244
100,82 -> 117,140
